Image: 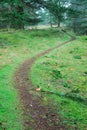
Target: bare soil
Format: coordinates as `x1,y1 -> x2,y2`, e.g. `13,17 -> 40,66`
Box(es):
14,33 -> 75,130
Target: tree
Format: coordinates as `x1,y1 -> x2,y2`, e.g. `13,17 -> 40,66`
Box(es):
67,0 -> 87,34
0,0 -> 41,29
43,0 -> 67,27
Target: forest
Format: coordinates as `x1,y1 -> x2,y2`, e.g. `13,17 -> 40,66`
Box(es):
0,0 -> 87,34
0,0 -> 87,130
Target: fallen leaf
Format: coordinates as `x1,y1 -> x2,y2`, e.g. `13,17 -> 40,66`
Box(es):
36,88 -> 41,91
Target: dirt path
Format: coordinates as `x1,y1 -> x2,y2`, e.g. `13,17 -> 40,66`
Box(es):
14,32 -> 75,130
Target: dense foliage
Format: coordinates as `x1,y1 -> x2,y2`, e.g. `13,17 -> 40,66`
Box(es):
42,0 -> 67,27
0,0 -> 41,29
68,0 -> 87,34
0,0 -> 87,34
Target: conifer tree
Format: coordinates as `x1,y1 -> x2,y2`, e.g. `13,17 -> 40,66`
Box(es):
0,0 -> 41,29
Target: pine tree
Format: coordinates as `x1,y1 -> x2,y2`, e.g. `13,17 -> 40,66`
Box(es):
0,0 -> 41,29
43,0 -> 66,27
68,0 -> 87,34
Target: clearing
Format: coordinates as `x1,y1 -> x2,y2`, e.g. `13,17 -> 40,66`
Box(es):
0,28 -> 87,130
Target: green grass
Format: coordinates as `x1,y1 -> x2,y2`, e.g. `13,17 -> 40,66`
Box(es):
0,66 -> 23,130
31,35 -> 87,130
0,28 -> 69,130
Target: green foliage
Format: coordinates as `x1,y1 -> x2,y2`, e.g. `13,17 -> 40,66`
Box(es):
51,70 -> 62,79
63,82 -> 71,88
44,0 -> 66,27
67,0 -> 87,34
73,55 -> 81,59
0,0 -> 41,29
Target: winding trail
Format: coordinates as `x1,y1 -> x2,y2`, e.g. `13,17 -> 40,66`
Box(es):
14,31 -> 75,130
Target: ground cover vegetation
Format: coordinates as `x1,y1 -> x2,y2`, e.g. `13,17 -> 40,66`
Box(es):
31,34 -> 87,130
0,28 -> 69,130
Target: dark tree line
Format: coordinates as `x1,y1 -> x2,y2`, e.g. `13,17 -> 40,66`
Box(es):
67,0 -> 87,34
0,0 -> 87,34
0,0 -> 41,29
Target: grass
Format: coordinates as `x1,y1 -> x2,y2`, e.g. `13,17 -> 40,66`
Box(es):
0,28 -> 69,130
31,34 -> 87,130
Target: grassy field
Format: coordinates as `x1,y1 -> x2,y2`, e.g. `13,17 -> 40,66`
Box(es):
0,28 -> 69,130
31,35 -> 87,130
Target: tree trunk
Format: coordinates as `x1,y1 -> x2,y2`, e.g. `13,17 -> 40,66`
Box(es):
58,22 -> 60,27
50,22 -> 53,27
57,18 -> 60,27
17,6 -> 24,29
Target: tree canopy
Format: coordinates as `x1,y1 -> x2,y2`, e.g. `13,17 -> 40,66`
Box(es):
0,0 -> 41,29
0,0 -> 87,34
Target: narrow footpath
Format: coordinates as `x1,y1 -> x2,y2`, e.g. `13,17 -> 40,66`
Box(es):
14,31 -> 75,130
